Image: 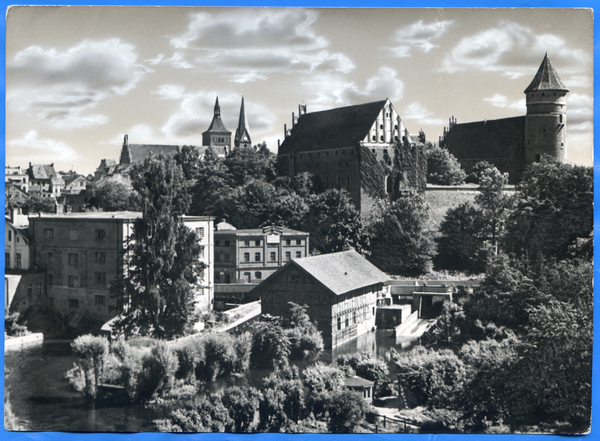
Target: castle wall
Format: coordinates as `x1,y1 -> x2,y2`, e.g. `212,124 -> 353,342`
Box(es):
442,116 -> 526,184
424,185 -> 516,231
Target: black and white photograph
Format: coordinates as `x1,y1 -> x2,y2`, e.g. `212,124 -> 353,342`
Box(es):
3,6 -> 594,435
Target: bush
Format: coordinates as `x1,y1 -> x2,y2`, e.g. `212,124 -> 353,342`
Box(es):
4,312 -> 28,337
285,303 -> 323,361
249,316 -> 291,370
70,334 -> 110,397
221,386 -> 262,432
327,390 -> 368,433
155,395 -> 233,432
136,341 -> 179,402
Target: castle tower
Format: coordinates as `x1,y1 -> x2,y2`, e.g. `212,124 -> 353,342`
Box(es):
234,96 -> 252,149
524,53 -> 569,164
202,97 -> 232,155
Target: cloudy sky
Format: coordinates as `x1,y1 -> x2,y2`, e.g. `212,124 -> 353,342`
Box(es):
5,7 -> 593,174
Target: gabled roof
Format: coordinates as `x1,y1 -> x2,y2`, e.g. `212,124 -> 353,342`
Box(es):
127,144 -> 180,163
204,97 -> 231,135
29,164 -> 57,180
524,53 -> 569,93
344,376 -> 374,388
278,100 -> 387,155
290,249 -> 390,296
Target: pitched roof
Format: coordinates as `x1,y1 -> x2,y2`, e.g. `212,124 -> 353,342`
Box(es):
204,97 -> 231,134
344,376 -> 374,388
291,249 -> 390,296
235,96 -> 251,146
278,100 -> 387,155
29,164 -> 57,180
127,144 -> 180,163
524,53 -> 569,93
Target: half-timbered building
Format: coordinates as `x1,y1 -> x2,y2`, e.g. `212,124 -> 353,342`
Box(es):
254,249 -> 390,349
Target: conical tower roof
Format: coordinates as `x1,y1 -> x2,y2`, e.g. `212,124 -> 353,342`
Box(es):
205,97 -> 230,133
524,53 -> 569,93
235,96 -> 252,147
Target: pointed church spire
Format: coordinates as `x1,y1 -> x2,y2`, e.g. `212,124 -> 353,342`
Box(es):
235,95 -> 252,148
214,97 -> 221,116
524,53 -> 569,93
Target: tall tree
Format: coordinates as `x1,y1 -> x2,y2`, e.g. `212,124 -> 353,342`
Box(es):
301,189 -> 368,255
475,166 -> 512,250
503,157 -> 593,261
425,146 -> 466,185
435,202 -> 487,273
367,191 -> 434,276
112,155 -> 204,339
189,147 -> 233,216
86,181 -> 139,212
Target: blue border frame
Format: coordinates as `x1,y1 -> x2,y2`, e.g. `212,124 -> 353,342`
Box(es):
1,2 -> 598,441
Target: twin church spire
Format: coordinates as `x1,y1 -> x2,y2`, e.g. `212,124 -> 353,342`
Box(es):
202,96 -> 252,153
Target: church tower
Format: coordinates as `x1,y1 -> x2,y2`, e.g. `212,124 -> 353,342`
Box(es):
524,53 -> 569,164
234,96 -> 252,148
202,97 -> 232,155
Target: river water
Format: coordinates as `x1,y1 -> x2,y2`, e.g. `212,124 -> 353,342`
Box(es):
5,331 -> 419,432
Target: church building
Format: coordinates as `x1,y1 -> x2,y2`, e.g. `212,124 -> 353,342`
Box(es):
277,99 -> 427,220
441,54 -> 568,183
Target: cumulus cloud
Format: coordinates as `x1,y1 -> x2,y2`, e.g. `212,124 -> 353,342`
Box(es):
322,67 -> 404,106
483,94 -> 526,110
402,102 -> 445,126
7,39 -> 149,128
440,21 -> 591,81
8,130 -> 79,163
567,92 -> 593,131
164,9 -> 354,81
388,20 -> 454,57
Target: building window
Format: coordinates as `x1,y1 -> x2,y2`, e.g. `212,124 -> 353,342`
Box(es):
225,274 -> 231,284
380,135 -> 384,141
8,231 -> 12,241
215,240 -> 220,246
48,252 -> 54,265
244,240 -> 250,246
69,299 -> 79,309
224,240 -> 230,247
215,273 -> 221,283
337,317 -> 342,331
16,253 -> 21,269
44,228 -> 54,240
380,124 -> 383,129
95,295 -> 105,306
296,251 -> 302,259
196,227 -> 204,238
69,229 -> 79,241
255,252 -> 261,262
296,239 -> 302,245
5,253 -> 9,269
37,283 -> 42,295
68,276 -> 79,288
345,316 -> 349,328
244,272 -> 251,283
95,252 -> 106,264
255,272 -> 262,280
353,311 -> 357,324
48,274 -> 54,286
95,272 -> 106,285
286,239 -> 291,246
244,252 -> 250,262
372,136 -> 376,141
68,253 -> 79,266
270,252 -> 276,262
285,251 -> 291,261
255,240 -> 261,246
372,307 -> 375,316
27,283 -> 32,296
95,229 -> 106,242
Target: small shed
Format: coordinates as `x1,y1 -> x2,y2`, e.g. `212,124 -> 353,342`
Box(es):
344,375 -> 374,401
